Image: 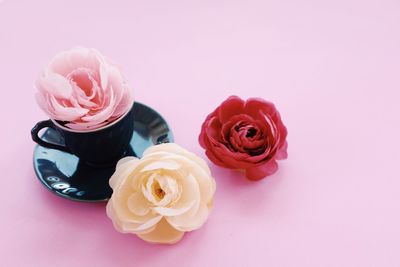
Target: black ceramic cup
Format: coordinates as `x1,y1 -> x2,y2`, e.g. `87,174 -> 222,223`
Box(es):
31,106 -> 135,167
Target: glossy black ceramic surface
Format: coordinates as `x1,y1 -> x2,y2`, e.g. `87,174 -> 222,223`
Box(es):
32,104 -> 135,166
33,102 -> 173,202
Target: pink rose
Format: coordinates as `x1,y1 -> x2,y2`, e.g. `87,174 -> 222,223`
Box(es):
199,96 -> 288,180
35,47 -> 133,130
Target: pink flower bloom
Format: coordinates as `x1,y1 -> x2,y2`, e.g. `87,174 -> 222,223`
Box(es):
199,96 -> 288,181
35,47 -> 133,131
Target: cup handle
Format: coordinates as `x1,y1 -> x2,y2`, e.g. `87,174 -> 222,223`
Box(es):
31,120 -> 71,153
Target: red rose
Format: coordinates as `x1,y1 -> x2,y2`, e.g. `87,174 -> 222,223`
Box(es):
199,96 -> 288,180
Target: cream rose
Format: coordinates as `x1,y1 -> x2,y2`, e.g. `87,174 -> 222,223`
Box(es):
106,143 -> 216,244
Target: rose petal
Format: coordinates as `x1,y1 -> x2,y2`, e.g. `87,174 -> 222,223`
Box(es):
127,193 -> 150,216
210,144 -> 256,168
245,160 -> 278,180
35,92 -> 56,118
205,117 -> 224,143
218,95 -> 245,124
220,114 -> 255,144
167,203 -> 210,231
49,47 -> 100,76
112,85 -> 133,118
106,66 -> 125,109
275,141 -> 288,160
144,143 -> 212,176
167,173 -> 201,216
99,63 -> 108,89
109,157 -> 140,189
49,95 -> 88,121
140,160 -> 181,172
137,218 -> 184,244
199,117 -> 213,148
106,200 -> 156,234
152,153 -> 215,205
112,195 -> 162,230
64,120 -> 109,130
152,200 -> 195,216
80,85 -> 116,122
133,216 -> 163,232
205,150 -> 229,167
117,156 -> 139,168
244,98 -> 277,120
37,71 -> 73,99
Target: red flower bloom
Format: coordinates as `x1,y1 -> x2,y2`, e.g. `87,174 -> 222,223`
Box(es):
199,96 -> 288,180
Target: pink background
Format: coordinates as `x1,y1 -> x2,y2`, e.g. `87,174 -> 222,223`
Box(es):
1,0 -> 400,266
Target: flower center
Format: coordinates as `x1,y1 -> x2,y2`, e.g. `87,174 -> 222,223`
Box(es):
151,181 -> 166,201
245,127 -> 257,138
142,173 -> 181,206
228,121 -> 267,154
68,68 -> 97,97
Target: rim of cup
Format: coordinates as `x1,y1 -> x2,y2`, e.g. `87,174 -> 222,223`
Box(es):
51,103 -> 134,133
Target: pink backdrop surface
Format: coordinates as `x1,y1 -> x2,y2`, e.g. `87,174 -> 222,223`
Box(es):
1,0 -> 400,266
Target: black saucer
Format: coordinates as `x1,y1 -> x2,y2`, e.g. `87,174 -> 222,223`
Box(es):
33,102 -> 173,202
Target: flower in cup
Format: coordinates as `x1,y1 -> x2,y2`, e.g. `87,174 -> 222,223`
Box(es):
35,47 -> 133,130
106,143 -> 216,244
199,96 -> 288,180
